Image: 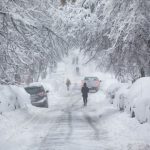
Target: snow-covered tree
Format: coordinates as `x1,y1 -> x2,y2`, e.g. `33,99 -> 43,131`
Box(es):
0,0 -> 68,84
68,0 -> 150,81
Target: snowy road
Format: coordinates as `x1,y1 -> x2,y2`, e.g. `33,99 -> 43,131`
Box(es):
1,89 -> 150,150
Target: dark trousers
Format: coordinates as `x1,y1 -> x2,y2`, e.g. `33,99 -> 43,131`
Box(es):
67,85 -> 70,91
83,96 -> 87,106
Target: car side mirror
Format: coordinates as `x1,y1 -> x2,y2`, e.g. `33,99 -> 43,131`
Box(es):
46,90 -> 49,93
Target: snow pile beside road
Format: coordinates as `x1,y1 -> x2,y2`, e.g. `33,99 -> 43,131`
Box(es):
0,85 -> 30,114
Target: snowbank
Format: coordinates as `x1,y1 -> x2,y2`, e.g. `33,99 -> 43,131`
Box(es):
0,85 -> 30,114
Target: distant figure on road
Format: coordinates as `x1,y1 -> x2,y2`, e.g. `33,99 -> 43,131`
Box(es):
66,78 -> 71,91
76,66 -> 80,75
81,83 -> 89,106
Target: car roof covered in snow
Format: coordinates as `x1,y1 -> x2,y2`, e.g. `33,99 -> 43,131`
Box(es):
25,82 -> 44,88
128,77 -> 150,102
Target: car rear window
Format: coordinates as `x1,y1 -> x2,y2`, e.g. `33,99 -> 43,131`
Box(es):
84,77 -> 98,81
25,86 -> 44,95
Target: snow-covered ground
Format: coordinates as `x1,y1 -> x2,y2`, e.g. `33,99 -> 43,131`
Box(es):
1,83 -> 150,150
0,50 -> 150,150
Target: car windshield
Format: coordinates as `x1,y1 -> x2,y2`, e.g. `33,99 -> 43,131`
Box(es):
84,77 -> 98,81
25,86 -> 44,95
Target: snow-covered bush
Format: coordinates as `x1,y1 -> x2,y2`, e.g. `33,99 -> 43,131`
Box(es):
126,77 -> 150,124
0,85 -> 30,114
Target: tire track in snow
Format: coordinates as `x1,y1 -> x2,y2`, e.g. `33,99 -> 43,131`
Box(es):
38,97 -> 81,150
83,113 -> 100,140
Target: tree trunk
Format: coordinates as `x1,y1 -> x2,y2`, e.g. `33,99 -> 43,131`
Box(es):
140,67 -> 145,77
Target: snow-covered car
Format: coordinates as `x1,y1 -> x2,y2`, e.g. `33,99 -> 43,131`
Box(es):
82,77 -> 100,92
106,83 -> 121,104
24,83 -> 49,108
126,77 -> 150,123
147,106 -> 150,123
114,84 -> 130,111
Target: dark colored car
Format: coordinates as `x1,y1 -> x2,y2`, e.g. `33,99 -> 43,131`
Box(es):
82,77 -> 100,92
24,84 -> 49,108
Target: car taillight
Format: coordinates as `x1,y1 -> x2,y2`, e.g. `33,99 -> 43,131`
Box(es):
37,92 -> 45,97
96,80 -> 100,86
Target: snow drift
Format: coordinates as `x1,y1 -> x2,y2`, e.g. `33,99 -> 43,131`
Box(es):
0,85 -> 30,114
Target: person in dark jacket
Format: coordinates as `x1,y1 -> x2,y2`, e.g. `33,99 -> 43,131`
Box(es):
81,83 -> 89,106
66,78 -> 71,91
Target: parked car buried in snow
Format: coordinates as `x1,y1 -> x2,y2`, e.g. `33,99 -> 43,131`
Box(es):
114,84 -> 130,111
126,77 -> 150,124
24,83 -> 49,108
82,77 -> 100,92
106,83 -> 122,104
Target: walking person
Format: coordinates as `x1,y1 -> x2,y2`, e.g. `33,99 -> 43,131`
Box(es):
81,83 -> 89,106
66,78 -> 71,91
76,67 -> 80,75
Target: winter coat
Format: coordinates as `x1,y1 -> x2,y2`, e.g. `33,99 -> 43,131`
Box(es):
81,86 -> 89,97
66,79 -> 71,86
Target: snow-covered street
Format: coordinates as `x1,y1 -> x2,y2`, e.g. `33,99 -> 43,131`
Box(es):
1,50 -> 150,150
1,85 -> 150,150
1,0 -> 150,150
